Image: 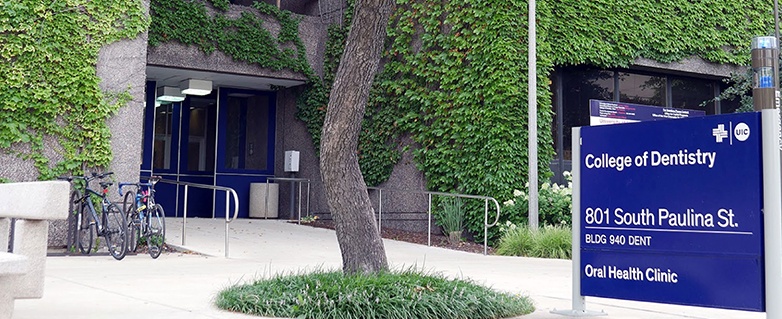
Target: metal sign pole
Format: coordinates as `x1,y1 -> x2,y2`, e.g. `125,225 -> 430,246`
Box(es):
551,127 -> 605,317
754,35 -> 782,319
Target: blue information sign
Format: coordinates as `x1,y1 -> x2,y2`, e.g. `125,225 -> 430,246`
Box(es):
580,112 -> 764,311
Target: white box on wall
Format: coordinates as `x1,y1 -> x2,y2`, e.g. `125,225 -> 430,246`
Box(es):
284,150 -> 300,172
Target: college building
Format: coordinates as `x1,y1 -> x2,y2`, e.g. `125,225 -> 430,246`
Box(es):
2,0 -> 767,244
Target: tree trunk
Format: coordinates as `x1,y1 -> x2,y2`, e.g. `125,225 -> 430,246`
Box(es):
320,0 -> 394,274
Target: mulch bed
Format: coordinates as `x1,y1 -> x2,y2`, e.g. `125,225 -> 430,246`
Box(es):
300,219 -> 494,255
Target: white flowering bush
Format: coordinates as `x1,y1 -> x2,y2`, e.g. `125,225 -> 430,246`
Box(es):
500,171 -> 572,227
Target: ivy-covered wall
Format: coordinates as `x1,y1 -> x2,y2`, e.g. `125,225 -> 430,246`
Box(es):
360,0 -> 773,237
144,0 -> 774,239
0,1 -> 149,180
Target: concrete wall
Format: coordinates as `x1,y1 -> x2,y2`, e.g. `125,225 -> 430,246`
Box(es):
146,5 -> 324,80
47,1 -> 152,247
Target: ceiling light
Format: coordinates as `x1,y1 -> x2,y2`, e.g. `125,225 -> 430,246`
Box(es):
156,86 -> 185,102
180,79 -> 212,96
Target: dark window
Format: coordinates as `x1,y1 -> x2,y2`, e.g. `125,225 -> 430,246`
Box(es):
186,96 -> 216,172
551,66 -> 726,184
224,94 -> 270,170
153,104 -> 174,170
671,76 -> 716,115
561,67 -> 614,160
618,72 -> 666,106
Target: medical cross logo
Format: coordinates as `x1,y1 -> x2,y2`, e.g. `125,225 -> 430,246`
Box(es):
712,124 -> 728,143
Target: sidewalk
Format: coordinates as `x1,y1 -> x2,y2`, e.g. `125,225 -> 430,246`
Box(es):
13,218 -> 765,319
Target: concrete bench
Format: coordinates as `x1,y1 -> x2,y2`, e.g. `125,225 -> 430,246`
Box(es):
0,181 -> 69,319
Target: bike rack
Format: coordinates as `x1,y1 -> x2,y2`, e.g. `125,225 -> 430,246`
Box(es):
366,187 -> 501,255
158,179 -> 239,258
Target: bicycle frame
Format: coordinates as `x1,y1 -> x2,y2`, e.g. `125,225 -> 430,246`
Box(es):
80,186 -> 112,232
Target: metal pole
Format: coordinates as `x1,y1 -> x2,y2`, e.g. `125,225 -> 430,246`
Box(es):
225,191 -> 229,258
427,193 -> 432,247
289,174 -> 295,218
484,199 -> 488,255
763,109 -> 782,319
570,127 -> 585,311
551,127 -> 606,316
264,179 -> 269,219
528,0 -> 539,230
298,181 -> 302,222
182,185 -> 188,246
754,35 -> 782,319
378,189 -> 383,232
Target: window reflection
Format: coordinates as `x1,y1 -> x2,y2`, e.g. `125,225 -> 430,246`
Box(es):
618,73 -> 665,106
561,67 -> 614,160
186,96 -> 216,172
225,94 -> 270,170
153,104 -> 174,170
671,77 -> 715,115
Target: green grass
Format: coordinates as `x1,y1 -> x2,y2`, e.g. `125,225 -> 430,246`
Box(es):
495,225 -> 572,259
216,269 -> 534,319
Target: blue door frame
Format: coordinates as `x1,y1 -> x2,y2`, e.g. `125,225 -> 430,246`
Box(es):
214,87 -> 277,218
141,82 -> 276,219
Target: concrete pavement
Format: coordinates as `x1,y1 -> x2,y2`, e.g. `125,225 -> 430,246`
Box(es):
13,218 -> 766,318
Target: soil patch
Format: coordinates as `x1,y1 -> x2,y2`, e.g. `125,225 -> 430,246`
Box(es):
299,220 -> 494,255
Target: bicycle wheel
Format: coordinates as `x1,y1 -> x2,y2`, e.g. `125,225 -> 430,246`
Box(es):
75,200 -> 95,255
123,190 -> 140,253
103,203 -> 128,260
146,204 -> 166,259
122,190 -> 135,217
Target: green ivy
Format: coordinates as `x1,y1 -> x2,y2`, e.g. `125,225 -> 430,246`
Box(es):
147,0 -> 773,242
149,0 -> 311,74
365,0 -> 773,241
0,0 -> 149,180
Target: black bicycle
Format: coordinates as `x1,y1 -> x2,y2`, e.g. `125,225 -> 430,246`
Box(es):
59,172 -> 128,260
119,176 -> 165,258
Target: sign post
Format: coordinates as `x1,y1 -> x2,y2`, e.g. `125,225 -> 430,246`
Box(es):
753,35 -> 782,319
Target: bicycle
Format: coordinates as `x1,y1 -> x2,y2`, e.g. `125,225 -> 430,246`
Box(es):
119,176 -> 166,259
59,172 -> 128,261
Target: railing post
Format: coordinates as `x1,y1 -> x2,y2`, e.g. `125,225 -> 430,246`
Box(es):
484,199 -> 489,255
264,179 -> 270,220
306,182 -> 310,217
297,181 -> 302,221
182,185 -> 188,246
378,189 -> 383,232
427,193 -> 432,247
225,191 -> 229,258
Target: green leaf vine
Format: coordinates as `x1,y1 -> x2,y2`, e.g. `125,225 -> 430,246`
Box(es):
150,0 -> 774,242
0,0 -> 148,180
367,0 -> 773,240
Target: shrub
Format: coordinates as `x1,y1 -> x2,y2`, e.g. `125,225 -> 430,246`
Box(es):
216,269 -> 535,319
500,171 -> 572,229
495,223 -> 572,259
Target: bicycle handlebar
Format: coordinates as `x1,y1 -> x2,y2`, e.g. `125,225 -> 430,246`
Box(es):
58,172 -> 114,184
117,176 -> 162,196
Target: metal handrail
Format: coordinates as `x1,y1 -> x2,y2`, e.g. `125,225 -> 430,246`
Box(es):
265,177 -> 311,223
158,179 -> 239,258
367,187 -> 501,255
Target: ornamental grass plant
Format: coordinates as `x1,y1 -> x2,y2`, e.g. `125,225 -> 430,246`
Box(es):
435,196 -> 465,243
216,268 -> 534,319
495,224 -> 572,259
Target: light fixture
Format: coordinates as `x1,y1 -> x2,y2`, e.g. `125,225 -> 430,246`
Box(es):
180,79 -> 212,96
156,86 -> 185,102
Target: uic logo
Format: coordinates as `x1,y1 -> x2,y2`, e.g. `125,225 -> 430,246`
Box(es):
734,123 -> 750,142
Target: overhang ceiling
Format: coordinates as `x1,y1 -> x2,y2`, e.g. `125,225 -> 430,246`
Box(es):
147,65 -> 306,91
